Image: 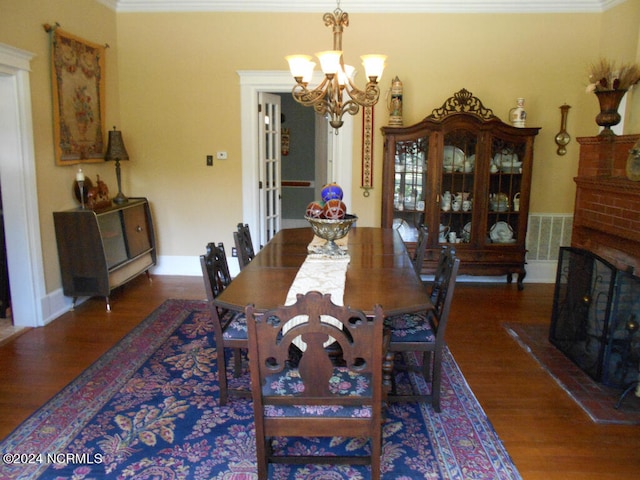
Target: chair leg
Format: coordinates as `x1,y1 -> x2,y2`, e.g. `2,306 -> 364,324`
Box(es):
256,437 -> 269,479
233,347 -> 243,377
431,350 -> 443,413
422,351 -> 433,381
217,348 -> 228,406
370,428 -> 382,480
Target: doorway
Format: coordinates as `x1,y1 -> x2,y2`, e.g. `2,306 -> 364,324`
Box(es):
239,70 -> 353,243
0,43 -> 46,327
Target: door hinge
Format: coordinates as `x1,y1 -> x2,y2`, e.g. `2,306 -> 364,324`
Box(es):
258,104 -> 262,113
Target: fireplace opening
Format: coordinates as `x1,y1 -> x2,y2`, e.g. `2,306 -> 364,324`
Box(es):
550,247 -> 640,389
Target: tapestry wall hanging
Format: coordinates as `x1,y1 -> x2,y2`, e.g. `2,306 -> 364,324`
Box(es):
49,26 -> 106,165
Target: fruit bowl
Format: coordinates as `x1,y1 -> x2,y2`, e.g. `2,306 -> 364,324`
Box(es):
305,214 -> 357,256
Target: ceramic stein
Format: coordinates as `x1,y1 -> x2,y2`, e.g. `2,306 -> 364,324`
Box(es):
462,200 -> 472,212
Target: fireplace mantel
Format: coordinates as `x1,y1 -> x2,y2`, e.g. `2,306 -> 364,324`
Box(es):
572,134 -> 640,275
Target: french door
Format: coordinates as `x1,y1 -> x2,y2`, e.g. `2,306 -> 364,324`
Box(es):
257,92 -> 282,246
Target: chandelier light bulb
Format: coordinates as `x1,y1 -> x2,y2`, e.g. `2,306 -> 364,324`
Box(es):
316,50 -> 342,75
286,55 -> 314,81
361,54 -> 387,82
338,64 -> 356,86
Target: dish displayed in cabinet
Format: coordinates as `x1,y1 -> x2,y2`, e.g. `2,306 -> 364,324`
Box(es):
462,222 -> 472,242
443,146 -> 465,172
490,221 -> 515,243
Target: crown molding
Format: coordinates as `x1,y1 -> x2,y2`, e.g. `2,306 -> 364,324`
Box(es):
96,0 -> 627,14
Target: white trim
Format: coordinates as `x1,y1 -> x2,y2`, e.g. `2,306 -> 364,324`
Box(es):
0,43 -> 47,327
108,0 -> 623,14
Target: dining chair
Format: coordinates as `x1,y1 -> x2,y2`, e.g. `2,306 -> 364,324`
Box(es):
245,291 -> 387,480
233,222 -> 256,271
411,224 -> 429,278
384,246 -> 460,412
200,242 -> 249,406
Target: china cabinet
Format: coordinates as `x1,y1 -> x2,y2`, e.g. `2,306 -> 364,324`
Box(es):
53,198 -> 156,309
381,89 -> 540,289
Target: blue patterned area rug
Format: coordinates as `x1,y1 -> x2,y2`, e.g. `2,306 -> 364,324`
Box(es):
0,300 -> 521,479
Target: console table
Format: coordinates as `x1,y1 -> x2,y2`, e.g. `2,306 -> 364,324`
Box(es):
53,198 -> 156,310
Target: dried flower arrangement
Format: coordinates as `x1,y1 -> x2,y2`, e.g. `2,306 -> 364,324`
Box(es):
586,59 -> 640,92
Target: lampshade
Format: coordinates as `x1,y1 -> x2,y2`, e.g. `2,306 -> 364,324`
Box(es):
361,54 -> 387,81
286,55 -> 314,80
316,50 -> 342,75
104,127 -> 129,161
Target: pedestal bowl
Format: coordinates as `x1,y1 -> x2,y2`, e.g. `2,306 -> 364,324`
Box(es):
305,214 -> 357,256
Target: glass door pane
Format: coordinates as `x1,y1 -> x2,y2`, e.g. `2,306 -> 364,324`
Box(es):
393,137 -> 428,242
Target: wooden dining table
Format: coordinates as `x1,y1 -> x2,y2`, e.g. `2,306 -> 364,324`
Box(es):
214,226 -> 432,316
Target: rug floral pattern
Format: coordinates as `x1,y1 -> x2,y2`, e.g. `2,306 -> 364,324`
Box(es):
0,300 -> 521,479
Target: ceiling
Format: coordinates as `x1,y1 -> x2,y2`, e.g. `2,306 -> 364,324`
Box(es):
97,0 -> 625,14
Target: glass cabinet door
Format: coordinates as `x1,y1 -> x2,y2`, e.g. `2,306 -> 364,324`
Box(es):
439,129 -> 478,245
392,137 -> 428,242
484,136 -> 527,246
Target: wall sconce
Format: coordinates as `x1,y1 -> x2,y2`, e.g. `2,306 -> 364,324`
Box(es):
555,104 -> 571,155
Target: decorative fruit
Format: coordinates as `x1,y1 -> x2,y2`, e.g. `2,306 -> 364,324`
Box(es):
323,199 -> 347,219
321,183 -> 343,203
305,201 -> 325,218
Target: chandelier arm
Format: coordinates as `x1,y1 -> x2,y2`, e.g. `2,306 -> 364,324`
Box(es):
340,99 -> 361,117
345,81 -> 381,108
291,78 -> 330,107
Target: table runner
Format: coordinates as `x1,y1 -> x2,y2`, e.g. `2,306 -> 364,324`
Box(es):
283,244 -> 351,349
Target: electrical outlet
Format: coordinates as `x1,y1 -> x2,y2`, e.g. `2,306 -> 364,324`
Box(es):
231,247 -> 238,257
206,155 -> 213,166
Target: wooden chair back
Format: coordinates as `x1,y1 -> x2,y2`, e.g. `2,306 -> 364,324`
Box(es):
200,242 -> 231,300
430,246 -> 456,303
233,223 -> 255,270
412,224 -> 429,277
246,291 -> 385,479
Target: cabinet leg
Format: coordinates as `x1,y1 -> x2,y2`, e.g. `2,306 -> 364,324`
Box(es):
517,271 -> 526,291
71,297 -> 78,311
105,297 -> 111,312
145,270 -> 152,283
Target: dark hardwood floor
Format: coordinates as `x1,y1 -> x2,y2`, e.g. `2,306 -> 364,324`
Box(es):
1,275 -> 639,479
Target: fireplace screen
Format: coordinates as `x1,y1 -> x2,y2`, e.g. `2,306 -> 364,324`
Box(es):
550,247 -> 640,389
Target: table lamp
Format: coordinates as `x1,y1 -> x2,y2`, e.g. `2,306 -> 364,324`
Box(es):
104,126 -> 130,204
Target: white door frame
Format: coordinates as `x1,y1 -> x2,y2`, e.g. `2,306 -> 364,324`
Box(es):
238,70 -> 353,237
0,43 -> 45,327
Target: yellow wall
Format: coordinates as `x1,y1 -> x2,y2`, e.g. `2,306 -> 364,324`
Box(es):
0,0 -> 120,292
1,0 -> 639,294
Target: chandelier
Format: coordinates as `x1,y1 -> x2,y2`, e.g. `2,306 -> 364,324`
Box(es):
286,2 -> 386,130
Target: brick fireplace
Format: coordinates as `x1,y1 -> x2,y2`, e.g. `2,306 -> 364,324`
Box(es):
550,133 -> 640,395
572,134 -> 640,274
